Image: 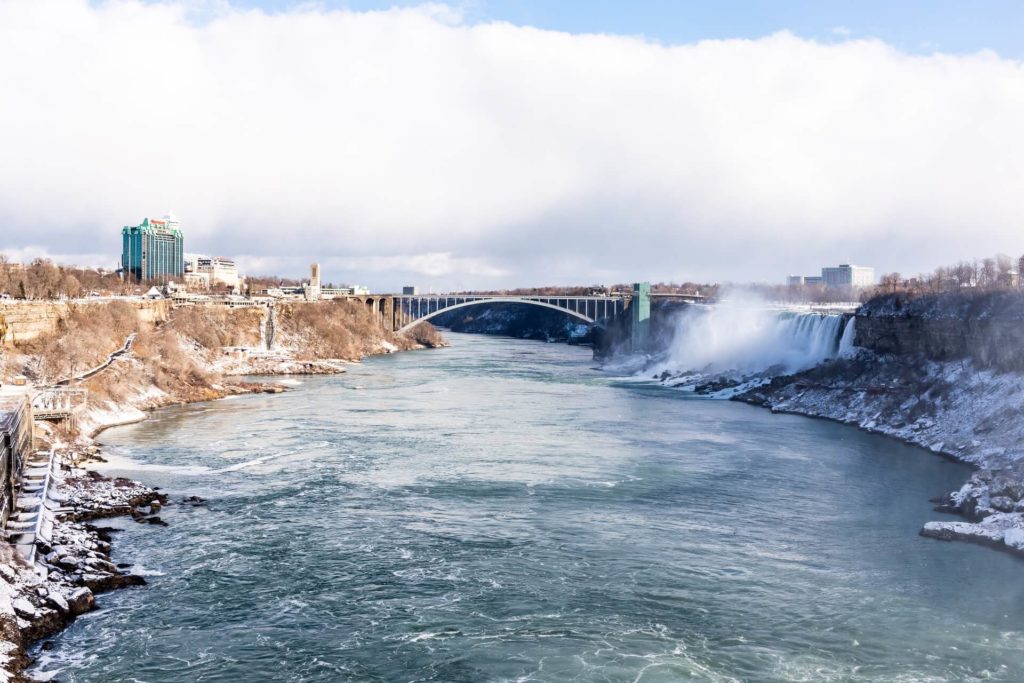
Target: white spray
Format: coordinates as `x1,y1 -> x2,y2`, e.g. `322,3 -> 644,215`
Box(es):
653,292 -> 855,378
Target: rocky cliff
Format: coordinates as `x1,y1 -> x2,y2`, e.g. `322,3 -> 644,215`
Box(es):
592,299 -> 696,358
0,300 -> 169,347
855,291 -> 1024,370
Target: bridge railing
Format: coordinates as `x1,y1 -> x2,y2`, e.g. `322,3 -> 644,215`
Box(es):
32,388 -> 88,419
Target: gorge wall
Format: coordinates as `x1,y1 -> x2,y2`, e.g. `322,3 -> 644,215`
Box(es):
0,300 -> 170,347
854,291 -> 1024,370
592,299 -> 691,358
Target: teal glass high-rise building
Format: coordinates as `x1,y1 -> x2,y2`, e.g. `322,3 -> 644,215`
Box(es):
121,214 -> 184,282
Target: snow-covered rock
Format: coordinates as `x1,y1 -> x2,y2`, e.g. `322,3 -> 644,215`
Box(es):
47,592 -> 69,613
11,599 -> 35,619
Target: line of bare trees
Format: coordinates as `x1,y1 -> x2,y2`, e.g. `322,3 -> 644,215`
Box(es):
745,282 -> 861,304
874,253 -> 1024,298
0,257 -> 138,299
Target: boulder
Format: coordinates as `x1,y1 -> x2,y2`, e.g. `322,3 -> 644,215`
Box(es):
47,593 -> 69,613
68,587 -> 94,613
12,598 -> 36,619
1003,527 -> 1024,551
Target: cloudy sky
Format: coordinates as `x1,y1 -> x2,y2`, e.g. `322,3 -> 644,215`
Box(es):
1,0 -> 1022,291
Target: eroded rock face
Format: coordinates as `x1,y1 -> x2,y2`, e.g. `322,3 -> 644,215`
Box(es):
856,292 -> 1024,371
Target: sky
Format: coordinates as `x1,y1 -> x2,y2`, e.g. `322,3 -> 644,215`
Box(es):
240,0 -> 1024,58
1,0 -> 1023,291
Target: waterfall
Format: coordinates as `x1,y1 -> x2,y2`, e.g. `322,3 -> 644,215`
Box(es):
655,300 -> 856,379
838,317 -> 856,357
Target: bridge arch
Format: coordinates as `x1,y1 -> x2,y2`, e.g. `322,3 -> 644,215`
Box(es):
397,297 -> 595,334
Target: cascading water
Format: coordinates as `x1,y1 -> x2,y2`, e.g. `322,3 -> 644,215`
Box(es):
838,316 -> 857,357
652,297 -> 856,381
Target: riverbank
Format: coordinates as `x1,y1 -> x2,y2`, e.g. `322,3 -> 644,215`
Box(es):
737,351 -> 1024,559
0,440 -> 164,682
0,300 -> 446,680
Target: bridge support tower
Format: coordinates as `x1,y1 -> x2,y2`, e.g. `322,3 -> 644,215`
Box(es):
630,282 -> 651,352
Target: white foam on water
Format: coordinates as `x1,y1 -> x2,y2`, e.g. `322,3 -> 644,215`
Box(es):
92,451 -> 213,476
128,564 -> 166,577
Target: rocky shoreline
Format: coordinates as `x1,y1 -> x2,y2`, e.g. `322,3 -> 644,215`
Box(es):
4,373 -> 344,679
2,375 -> 315,681
633,291 -> 1024,563
736,351 -> 1024,560
0,444 -> 165,682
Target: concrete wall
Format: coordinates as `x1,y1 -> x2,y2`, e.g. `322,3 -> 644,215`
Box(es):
0,395 -> 32,525
0,299 -> 171,347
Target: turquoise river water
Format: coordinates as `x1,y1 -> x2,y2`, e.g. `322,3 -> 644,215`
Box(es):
31,333 -> 1024,682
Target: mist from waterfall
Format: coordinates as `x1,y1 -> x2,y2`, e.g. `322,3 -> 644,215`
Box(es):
654,294 -> 855,379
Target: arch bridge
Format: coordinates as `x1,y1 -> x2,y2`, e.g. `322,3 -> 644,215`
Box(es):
354,288 -> 703,335
386,294 -> 629,334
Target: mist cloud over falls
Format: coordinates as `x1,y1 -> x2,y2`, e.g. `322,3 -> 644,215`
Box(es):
652,298 -> 854,380
2,1 -> 1023,288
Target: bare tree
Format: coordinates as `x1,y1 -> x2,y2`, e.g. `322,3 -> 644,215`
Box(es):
952,262 -> 974,289
980,257 -> 998,290
880,272 -> 902,293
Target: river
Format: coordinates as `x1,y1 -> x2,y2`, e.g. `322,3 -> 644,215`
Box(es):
32,333 -> 1024,681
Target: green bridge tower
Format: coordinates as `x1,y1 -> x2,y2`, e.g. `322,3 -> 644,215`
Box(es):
631,282 -> 651,352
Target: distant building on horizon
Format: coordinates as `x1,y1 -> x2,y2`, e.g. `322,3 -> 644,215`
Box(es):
822,264 -> 874,288
261,264 -> 369,299
121,214 -> 184,283
787,265 -> 872,289
197,256 -> 239,289
304,263 -> 321,301
402,286 -> 419,295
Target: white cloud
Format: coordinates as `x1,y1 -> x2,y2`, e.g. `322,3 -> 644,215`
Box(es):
1,247 -> 115,270
335,252 -> 507,278
1,1 -> 1022,290
235,252 -> 506,279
